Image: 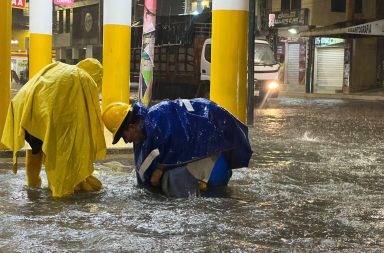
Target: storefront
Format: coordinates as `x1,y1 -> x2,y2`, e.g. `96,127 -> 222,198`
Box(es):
313,38 -> 346,93
271,8 -> 309,92
301,19 -> 384,94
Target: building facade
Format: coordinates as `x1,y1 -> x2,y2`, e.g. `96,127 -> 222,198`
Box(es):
52,0 -> 212,64
271,0 -> 383,94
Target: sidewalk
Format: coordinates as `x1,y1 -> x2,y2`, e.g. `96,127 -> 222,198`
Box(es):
280,90 -> 384,101
103,126 -> 133,153
280,85 -> 384,101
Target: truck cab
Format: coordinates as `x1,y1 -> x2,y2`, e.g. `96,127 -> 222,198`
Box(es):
200,39 -> 281,100
253,39 -> 281,99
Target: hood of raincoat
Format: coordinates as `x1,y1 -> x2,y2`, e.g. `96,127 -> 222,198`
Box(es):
76,58 -> 103,92
1,60 -> 106,197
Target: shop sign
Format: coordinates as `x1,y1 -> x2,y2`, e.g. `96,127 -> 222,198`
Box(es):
12,0 -> 26,9
315,38 -> 345,46
54,0 -> 75,7
346,19 -> 384,36
272,9 -> 308,28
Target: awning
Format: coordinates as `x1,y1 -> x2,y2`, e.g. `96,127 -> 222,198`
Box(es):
300,19 -> 384,37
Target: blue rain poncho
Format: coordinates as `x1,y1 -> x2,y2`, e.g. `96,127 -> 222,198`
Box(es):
132,98 -> 252,187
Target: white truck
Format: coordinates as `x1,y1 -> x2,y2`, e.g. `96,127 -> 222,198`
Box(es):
130,16 -> 280,101
200,39 -> 281,100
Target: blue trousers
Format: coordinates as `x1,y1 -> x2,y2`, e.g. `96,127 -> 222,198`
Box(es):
161,154 -> 232,198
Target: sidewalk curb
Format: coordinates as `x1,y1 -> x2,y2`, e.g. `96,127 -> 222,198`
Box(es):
0,147 -> 133,159
279,92 -> 384,101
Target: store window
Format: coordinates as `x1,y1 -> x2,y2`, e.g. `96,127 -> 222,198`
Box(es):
331,0 -> 346,12
189,0 -> 211,14
331,0 -> 360,13
281,0 -> 301,11
291,0 -> 301,10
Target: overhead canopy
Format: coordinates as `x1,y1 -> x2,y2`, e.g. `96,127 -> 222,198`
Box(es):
300,19 -> 384,37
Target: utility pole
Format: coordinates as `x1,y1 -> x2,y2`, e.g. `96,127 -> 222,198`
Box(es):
247,0 -> 256,126
346,0 -> 355,24
305,37 -> 314,94
377,0 -> 384,86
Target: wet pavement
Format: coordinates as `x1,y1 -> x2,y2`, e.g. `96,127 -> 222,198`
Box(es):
1,97 -> 384,252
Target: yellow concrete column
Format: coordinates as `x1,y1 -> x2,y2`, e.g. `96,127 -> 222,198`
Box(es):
0,0 -> 12,150
211,0 -> 249,123
29,0 -> 53,77
102,0 -> 132,110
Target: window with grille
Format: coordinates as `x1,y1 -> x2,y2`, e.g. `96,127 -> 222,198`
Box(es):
281,0 -> 290,11
281,0 -> 301,11
355,0 -> 362,13
291,0 -> 301,10
331,0 -> 346,12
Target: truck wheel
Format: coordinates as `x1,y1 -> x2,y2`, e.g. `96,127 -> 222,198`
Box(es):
202,87 -> 210,99
197,81 -> 210,99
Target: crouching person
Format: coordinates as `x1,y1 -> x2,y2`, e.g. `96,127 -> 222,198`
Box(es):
102,98 -> 252,198
1,59 -> 106,197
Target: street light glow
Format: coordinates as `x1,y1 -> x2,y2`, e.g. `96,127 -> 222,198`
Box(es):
288,28 -> 298,34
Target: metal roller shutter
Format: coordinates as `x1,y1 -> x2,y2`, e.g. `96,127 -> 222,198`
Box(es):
287,43 -> 300,85
315,47 -> 344,88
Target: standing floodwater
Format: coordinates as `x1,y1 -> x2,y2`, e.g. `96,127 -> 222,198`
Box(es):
1,97 -> 384,252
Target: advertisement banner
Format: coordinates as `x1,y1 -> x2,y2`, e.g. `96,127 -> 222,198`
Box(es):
139,0 -> 157,106
12,0 -> 26,9
54,0 -> 74,7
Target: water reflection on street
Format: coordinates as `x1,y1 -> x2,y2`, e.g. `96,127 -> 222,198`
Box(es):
1,97 -> 384,252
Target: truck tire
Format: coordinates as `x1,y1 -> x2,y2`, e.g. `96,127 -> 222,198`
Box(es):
257,90 -> 266,103
196,81 -> 210,99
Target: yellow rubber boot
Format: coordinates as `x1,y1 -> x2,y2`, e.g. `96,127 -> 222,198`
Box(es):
26,150 -> 43,187
199,181 -> 208,191
75,175 -> 103,192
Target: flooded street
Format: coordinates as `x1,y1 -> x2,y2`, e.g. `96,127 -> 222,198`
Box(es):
1,97 -> 384,252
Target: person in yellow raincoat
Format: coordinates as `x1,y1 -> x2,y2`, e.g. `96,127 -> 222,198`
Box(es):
1,58 -> 107,197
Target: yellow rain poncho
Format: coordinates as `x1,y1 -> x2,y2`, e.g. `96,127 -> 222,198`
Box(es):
1,59 -> 106,197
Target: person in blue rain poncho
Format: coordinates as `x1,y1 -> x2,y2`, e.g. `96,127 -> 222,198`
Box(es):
102,98 -> 252,198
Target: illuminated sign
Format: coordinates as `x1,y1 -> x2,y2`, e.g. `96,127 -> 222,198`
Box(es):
12,0 -> 26,9
54,0 -> 75,7
269,14 -> 275,27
